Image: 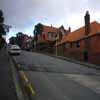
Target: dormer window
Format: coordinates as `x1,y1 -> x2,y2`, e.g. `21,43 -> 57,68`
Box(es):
48,32 -> 56,39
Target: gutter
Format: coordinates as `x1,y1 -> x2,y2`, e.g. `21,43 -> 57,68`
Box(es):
7,52 -> 29,100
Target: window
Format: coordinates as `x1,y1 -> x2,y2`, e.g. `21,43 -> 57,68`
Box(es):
64,43 -> 68,48
76,41 -> 80,48
48,32 -> 56,39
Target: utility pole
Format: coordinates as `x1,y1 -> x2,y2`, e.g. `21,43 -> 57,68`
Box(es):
55,31 -> 59,56
56,39 -> 57,56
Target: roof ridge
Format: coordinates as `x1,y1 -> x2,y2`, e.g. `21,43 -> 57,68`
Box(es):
71,20 -> 100,33
43,24 -> 59,29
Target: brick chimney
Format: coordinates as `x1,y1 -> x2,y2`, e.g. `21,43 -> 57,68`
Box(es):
84,11 -> 90,35
69,27 -> 71,32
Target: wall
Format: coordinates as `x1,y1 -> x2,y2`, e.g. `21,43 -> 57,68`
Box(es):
88,35 -> 100,65
55,35 -> 100,65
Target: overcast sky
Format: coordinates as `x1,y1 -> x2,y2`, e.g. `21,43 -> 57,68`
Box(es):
0,0 -> 100,41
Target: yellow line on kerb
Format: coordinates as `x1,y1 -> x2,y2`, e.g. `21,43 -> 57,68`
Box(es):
17,64 -> 21,69
19,70 -> 36,96
20,71 -> 28,83
28,84 -> 36,96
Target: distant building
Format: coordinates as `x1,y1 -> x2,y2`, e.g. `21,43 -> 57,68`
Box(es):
55,11 -> 100,65
21,34 -> 33,50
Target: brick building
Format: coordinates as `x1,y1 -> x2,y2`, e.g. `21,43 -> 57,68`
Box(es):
37,24 -> 70,53
21,34 -> 33,50
56,11 -> 100,65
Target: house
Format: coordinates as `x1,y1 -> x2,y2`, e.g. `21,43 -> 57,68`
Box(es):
36,24 -> 70,53
55,11 -> 100,65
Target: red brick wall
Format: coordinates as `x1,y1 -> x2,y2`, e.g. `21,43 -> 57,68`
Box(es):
56,35 -> 100,65
63,43 -> 84,61
88,35 -> 100,64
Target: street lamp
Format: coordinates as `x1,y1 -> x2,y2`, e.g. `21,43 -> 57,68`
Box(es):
55,32 -> 59,56
56,39 -> 58,56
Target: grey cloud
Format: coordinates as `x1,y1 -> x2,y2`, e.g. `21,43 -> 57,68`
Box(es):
0,0 -> 100,34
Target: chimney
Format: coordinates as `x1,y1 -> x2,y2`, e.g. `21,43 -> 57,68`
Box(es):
84,11 -> 90,35
69,27 -> 71,32
51,24 -> 52,28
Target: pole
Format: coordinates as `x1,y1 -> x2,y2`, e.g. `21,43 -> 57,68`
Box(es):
56,37 -> 58,56
56,40 -> 57,56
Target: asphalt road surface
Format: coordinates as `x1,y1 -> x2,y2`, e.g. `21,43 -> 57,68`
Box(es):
13,50 -> 100,100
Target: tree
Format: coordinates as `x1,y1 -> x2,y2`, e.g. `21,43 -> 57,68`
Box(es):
9,37 -> 16,44
34,23 -> 43,48
0,9 -> 5,36
16,32 -> 24,47
0,10 -> 6,49
0,35 -> 5,49
0,10 -> 4,23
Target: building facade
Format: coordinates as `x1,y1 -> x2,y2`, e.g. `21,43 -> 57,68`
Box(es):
56,11 -> 100,65
36,24 -> 70,53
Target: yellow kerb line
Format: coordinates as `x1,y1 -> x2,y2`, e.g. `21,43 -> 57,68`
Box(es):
19,68 -> 36,96
18,64 -> 21,68
28,84 -> 36,96
20,71 -> 28,83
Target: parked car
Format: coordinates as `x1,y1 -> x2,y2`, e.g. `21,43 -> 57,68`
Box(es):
7,44 -> 21,55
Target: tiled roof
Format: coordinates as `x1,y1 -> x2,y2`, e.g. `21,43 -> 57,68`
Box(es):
56,21 -> 100,46
43,25 -> 58,33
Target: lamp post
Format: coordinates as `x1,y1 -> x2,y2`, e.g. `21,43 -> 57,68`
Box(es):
55,31 -> 59,56
56,38 -> 58,56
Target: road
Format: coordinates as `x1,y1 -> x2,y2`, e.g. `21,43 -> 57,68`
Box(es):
13,50 -> 100,100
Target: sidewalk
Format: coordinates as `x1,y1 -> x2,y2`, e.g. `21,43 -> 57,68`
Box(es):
36,51 -> 100,70
0,48 -> 18,100
55,55 -> 100,70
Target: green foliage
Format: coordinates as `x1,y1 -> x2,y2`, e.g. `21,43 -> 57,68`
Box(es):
34,23 -> 43,35
0,10 -> 4,23
34,23 -> 43,37
0,9 -> 5,35
9,37 -> 16,44
15,32 -> 24,47
0,36 -> 5,49
34,23 -> 43,47
9,32 -> 24,47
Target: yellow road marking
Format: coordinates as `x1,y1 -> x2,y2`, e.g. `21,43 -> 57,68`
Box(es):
28,84 -> 36,96
17,64 -> 21,68
20,71 -> 28,83
19,66 -> 36,96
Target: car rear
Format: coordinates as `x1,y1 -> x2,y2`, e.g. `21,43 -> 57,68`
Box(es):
8,45 -> 21,55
